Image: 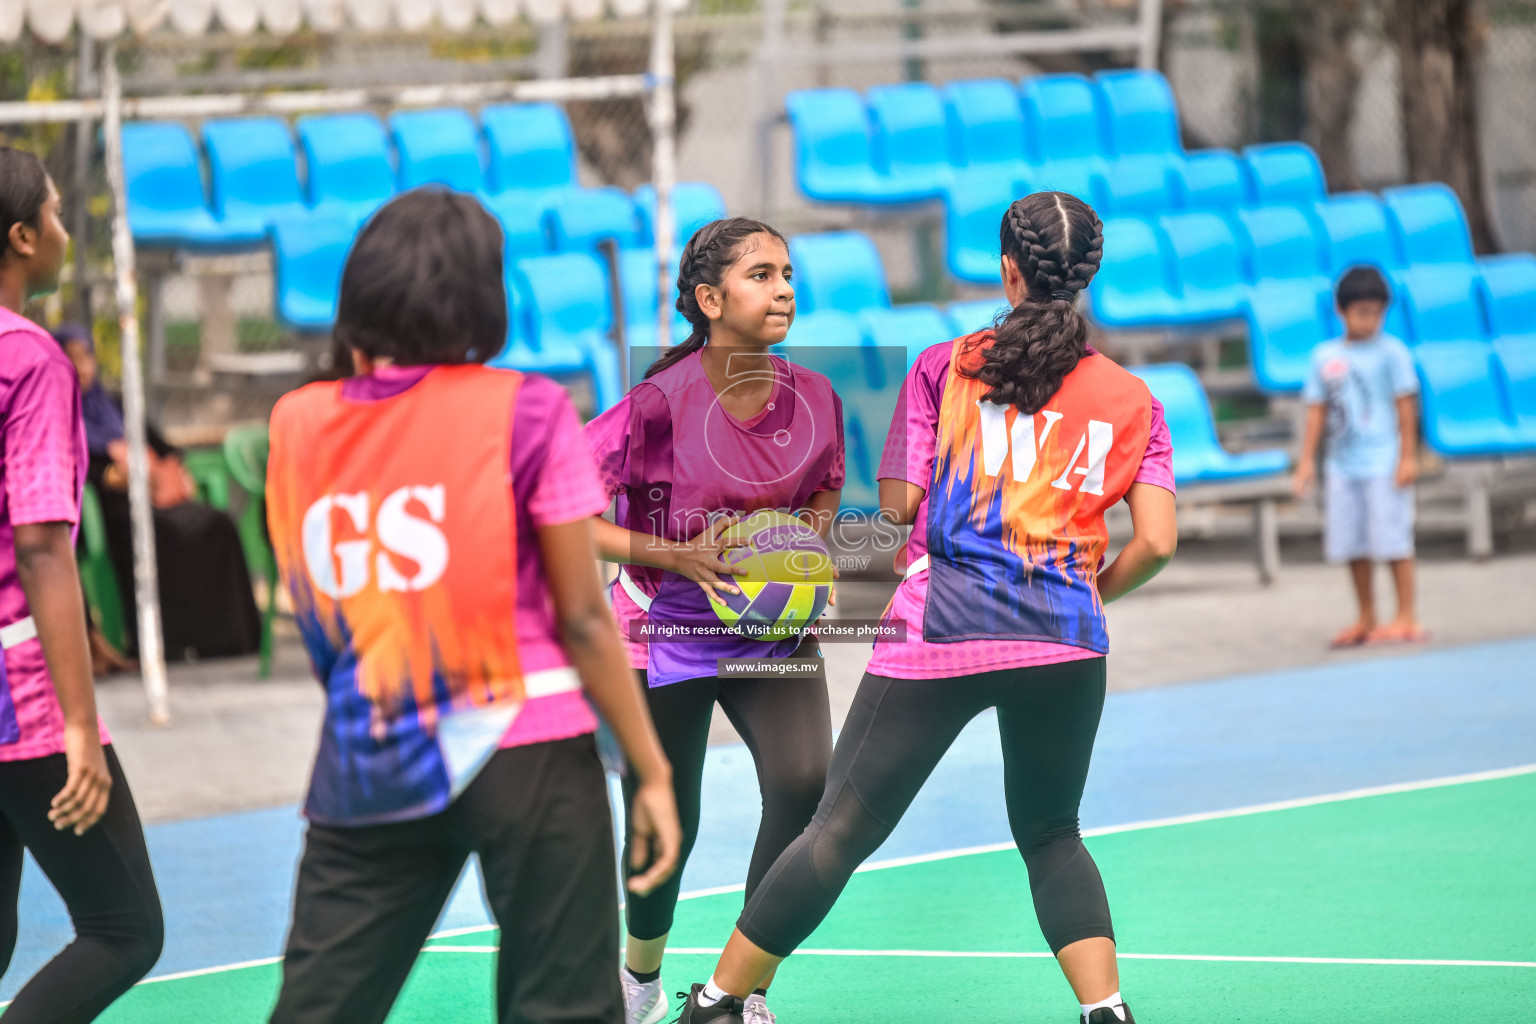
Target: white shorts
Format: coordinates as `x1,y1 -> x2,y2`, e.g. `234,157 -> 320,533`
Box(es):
1325,473 -> 1416,562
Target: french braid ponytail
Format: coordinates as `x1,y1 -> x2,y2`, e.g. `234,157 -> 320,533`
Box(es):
962,191 -> 1105,413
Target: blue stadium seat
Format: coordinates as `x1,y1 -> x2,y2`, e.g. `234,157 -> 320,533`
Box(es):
1158,211 -> 1248,321
858,305 -> 953,379
1311,192 -> 1403,277
1235,204 -> 1326,285
1093,70 -> 1184,215
390,108 -> 484,192
785,309 -> 863,347
943,78 -> 1031,177
634,182 -> 727,249
788,232 -> 889,314
544,187 -> 643,251
490,200 -> 550,258
1131,363 -> 1290,482
947,297 -> 1010,336
1493,337 -> 1536,443
1233,204 -> 1332,393
1243,281 -> 1333,394
202,118 -> 309,228
867,82 -> 954,199
1085,216 -> 1183,327
1478,252 -> 1536,338
481,102 -> 577,196
785,89 -> 939,205
1093,69 -> 1181,156
1019,74 -> 1106,204
1414,341 -> 1527,456
1382,182 -> 1475,265
270,215 -> 353,331
1242,142 -> 1326,204
1096,154 -> 1177,215
943,169 -> 1013,284
617,246 -> 689,349
296,113 -> 395,227
506,251 -> 621,409
1395,262 -> 1485,345
121,122 -> 265,249
1170,149 -> 1250,209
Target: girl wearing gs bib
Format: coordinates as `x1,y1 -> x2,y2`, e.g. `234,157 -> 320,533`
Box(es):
264,190 -> 680,1024
585,217 -> 844,1024
679,192 -> 1179,1024
0,147 -> 163,1024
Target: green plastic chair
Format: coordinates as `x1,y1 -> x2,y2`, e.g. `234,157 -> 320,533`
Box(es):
78,484 -> 127,652
182,447 -> 233,510
223,424 -> 278,678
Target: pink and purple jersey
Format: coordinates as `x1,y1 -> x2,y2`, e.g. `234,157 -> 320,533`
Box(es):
0,307 -> 108,761
868,338 -> 1175,679
269,365 -> 604,825
585,350 -> 844,687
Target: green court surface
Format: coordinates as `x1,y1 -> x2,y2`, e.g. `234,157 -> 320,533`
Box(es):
85,769 -> 1536,1024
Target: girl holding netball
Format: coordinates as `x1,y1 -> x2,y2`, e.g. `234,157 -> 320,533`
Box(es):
678,192 -> 1178,1024
585,217 -> 844,1024
264,188 -> 680,1024
0,147 -> 163,1022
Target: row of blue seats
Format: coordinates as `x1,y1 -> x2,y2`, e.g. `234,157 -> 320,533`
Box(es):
787,70 -> 1317,213
760,232 -> 1536,463
122,105 -> 725,262
273,179 -> 726,331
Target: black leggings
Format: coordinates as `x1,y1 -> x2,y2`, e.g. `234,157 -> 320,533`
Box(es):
0,745 -> 164,1023
737,659 -> 1112,958
621,660 -> 833,941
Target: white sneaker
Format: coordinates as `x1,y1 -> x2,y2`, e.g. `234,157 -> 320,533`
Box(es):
742,993 -> 777,1024
620,968 -> 668,1024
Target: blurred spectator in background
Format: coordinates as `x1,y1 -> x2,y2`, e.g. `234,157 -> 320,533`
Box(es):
53,323 -> 261,662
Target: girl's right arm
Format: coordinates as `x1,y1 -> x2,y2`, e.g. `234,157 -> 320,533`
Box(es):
590,516 -> 746,606
1097,482 -> 1177,603
538,516 -> 682,895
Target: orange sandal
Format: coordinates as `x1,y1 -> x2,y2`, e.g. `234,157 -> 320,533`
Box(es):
1330,623 -> 1372,649
1364,624 -> 1431,646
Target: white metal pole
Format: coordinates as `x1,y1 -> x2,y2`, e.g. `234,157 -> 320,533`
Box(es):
1136,0 -> 1164,70
649,0 -> 677,351
100,42 -> 171,726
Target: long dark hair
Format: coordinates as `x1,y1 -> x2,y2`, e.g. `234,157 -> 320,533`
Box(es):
643,216 -> 788,379
335,188 -> 506,366
962,191 -> 1104,414
0,147 -> 50,261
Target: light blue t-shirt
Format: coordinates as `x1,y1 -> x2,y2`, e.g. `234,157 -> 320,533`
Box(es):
1302,334 -> 1419,479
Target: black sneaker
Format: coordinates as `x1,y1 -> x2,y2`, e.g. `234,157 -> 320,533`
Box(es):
676,984 -> 745,1024
1083,1004 -> 1136,1024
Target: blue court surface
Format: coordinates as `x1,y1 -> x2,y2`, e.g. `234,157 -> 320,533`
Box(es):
4,636 -> 1535,1014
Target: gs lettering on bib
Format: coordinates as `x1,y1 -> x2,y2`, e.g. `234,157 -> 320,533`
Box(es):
923,335 -> 1152,652
268,365 -> 525,735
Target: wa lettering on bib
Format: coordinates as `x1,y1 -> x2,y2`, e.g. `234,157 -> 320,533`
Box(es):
923,338 -> 1152,652
267,365 -> 528,824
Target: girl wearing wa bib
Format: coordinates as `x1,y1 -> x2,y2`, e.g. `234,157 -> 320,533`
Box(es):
680,193 -> 1178,1024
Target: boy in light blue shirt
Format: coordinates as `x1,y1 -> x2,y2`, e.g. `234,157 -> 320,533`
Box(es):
1295,266 -> 1424,647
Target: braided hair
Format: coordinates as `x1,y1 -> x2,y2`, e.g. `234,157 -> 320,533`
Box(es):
961,191 -> 1104,414
643,216 -> 788,379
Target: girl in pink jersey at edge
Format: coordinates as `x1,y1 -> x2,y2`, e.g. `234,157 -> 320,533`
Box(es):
585,217 -> 845,1024
0,147 -> 163,1022
677,193 -> 1178,1024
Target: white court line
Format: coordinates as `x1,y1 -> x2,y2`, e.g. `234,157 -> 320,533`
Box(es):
64,761 -> 1533,996
426,946 -> 1536,969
